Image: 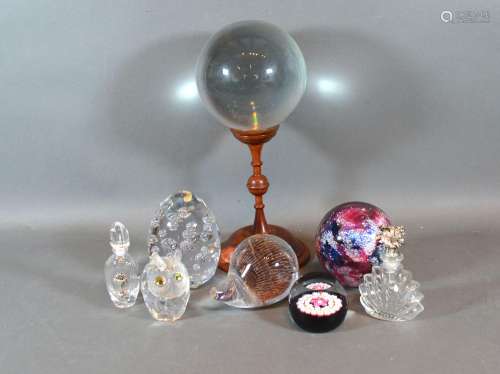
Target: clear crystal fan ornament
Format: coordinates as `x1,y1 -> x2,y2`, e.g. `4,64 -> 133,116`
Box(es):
359,226 -> 424,321
105,222 -> 140,308
141,252 -> 190,322
148,191 -> 221,288
196,20 -> 307,130
212,234 -> 299,308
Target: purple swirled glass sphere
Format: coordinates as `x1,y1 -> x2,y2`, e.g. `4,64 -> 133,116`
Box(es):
315,202 -> 391,287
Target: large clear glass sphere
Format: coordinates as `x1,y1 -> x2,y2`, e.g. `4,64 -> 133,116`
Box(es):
196,20 -> 307,131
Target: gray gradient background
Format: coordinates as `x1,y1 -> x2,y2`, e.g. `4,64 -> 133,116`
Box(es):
1,1 -> 499,373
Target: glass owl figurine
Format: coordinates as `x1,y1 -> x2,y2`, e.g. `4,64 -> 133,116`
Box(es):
289,272 -> 348,333
148,191 -> 220,288
212,234 -> 299,308
196,20 -> 307,130
359,226 -> 424,321
104,222 -> 140,308
141,252 -> 190,322
316,202 -> 391,287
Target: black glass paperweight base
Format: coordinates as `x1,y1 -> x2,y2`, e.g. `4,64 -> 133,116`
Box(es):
288,272 -> 348,333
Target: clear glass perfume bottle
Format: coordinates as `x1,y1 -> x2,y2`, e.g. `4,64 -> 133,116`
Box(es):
105,222 -> 140,308
141,252 -> 190,321
359,226 -> 424,321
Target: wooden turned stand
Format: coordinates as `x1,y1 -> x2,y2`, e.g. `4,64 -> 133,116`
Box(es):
218,125 -> 310,272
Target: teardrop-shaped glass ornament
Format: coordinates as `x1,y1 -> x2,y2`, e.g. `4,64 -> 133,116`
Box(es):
148,190 -> 221,288
211,234 -> 299,308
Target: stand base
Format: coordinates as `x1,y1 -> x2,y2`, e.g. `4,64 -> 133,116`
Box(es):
218,224 -> 311,272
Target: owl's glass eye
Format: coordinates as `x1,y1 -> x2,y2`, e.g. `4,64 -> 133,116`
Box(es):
174,272 -> 183,281
155,275 -> 166,287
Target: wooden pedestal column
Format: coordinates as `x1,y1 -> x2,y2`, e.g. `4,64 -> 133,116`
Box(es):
218,125 -> 310,272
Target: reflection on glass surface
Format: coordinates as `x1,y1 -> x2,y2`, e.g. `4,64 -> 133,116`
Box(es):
196,21 -> 307,131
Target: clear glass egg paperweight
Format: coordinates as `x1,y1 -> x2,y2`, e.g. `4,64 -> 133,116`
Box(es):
141,252 -> 190,322
105,222 -> 140,308
359,226 -> 424,321
211,234 -> 299,308
288,272 -> 348,333
196,20 -> 307,130
148,190 -> 221,288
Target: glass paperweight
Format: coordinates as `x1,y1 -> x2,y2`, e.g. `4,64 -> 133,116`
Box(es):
148,191 -> 221,288
104,222 -> 140,308
359,226 -> 424,321
211,234 -> 299,308
316,201 -> 391,287
288,272 -> 348,333
141,252 -> 190,322
196,20 -> 307,130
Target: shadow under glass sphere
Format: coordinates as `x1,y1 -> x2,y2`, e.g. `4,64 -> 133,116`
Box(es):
196,20 -> 307,131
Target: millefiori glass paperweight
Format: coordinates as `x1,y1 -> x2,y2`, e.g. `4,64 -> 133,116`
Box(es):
211,234 -> 299,308
288,272 -> 348,333
105,222 -> 140,308
141,252 -> 190,322
148,190 -> 221,288
359,226 -> 424,321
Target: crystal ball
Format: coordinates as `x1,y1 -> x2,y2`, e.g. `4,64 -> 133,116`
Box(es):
315,202 -> 391,287
196,20 -> 307,130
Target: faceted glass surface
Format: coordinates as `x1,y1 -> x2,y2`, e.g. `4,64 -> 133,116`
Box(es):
141,253 -> 190,322
288,272 -> 348,333
212,234 -> 299,308
196,20 -> 307,130
148,191 -> 221,288
359,253 -> 424,321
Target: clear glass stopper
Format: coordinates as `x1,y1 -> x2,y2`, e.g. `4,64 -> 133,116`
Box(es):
109,222 -> 130,255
